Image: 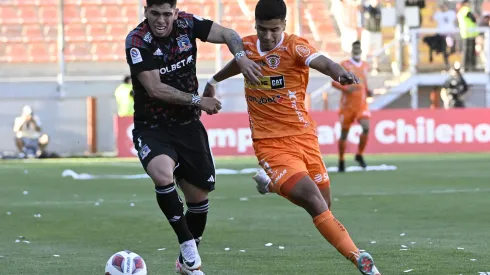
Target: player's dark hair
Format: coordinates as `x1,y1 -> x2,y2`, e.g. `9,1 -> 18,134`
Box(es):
352,40 -> 361,47
255,0 -> 287,21
147,0 -> 177,8
123,75 -> 131,84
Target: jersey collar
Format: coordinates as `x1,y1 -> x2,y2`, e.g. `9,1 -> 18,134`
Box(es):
349,58 -> 364,67
257,32 -> 285,57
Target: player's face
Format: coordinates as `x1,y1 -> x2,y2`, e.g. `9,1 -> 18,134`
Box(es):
255,19 -> 286,51
144,4 -> 178,38
352,46 -> 362,61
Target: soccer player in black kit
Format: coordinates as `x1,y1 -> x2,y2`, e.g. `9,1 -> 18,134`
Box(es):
125,0 -> 262,274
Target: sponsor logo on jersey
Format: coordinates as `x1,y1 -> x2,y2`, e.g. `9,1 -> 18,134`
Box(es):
295,45 -> 311,57
265,54 -> 280,69
177,34 -> 192,52
153,48 -> 163,56
159,55 -> 194,75
245,94 -> 284,105
130,48 -> 143,64
245,75 -> 285,90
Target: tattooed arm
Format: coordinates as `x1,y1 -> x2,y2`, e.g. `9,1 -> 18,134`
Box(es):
205,23 -> 262,84
137,70 -> 222,113
205,23 -> 245,56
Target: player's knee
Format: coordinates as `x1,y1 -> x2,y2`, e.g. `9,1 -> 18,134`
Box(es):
340,130 -> 349,140
285,176 -> 329,216
147,155 -> 176,187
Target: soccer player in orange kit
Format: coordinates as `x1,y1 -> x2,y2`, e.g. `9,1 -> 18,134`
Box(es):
332,41 -> 372,172
202,1 -> 381,274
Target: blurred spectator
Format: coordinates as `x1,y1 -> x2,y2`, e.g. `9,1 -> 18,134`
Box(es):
360,0 -> 382,73
423,4 -> 457,68
13,105 -> 49,157
405,0 -> 426,27
475,12 -> 490,67
114,75 -> 134,117
457,0 -> 479,71
441,62 -> 468,108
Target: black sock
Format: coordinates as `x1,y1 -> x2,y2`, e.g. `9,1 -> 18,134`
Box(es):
155,184 -> 193,244
185,199 -> 209,247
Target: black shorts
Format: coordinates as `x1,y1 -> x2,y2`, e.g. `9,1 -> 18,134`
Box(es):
133,120 -> 216,191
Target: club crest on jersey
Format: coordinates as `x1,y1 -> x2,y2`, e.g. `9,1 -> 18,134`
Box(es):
177,34 -> 192,52
295,45 -> 311,57
265,54 -> 280,69
143,32 -> 153,43
177,19 -> 188,28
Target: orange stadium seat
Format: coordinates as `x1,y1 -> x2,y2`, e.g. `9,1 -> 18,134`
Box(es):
64,24 -> 87,42
23,25 -> 44,43
39,6 -> 58,24
1,25 -> 23,42
42,26 -> 58,42
64,5 -> 82,23
28,44 -> 51,62
6,43 -> 28,62
19,6 -> 39,24
0,6 -> 20,24
0,1 -> 343,63
81,5 -> 103,23
107,25 -> 131,41
87,24 -> 108,41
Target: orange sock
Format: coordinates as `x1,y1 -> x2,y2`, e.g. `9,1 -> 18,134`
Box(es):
338,140 -> 346,161
313,210 -> 359,265
357,134 -> 368,155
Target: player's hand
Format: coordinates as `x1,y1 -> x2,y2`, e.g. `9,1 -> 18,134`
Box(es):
367,89 -> 374,97
199,97 -> 222,115
236,57 -> 263,86
338,71 -> 360,85
203,83 -> 216,98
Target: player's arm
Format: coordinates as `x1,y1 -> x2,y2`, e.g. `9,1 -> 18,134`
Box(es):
203,23 -> 262,84
202,59 -> 241,98
137,70 -> 194,105
212,59 -> 241,82
309,55 -> 359,85
126,35 -> 220,113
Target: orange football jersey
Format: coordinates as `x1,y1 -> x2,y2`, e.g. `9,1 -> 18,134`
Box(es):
338,59 -> 369,111
242,33 -> 321,140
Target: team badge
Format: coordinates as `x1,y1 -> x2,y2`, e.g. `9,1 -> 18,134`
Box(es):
177,34 -> 192,52
265,54 -> 280,69
177,19 -> 188,28
139,144 -> 151,160
295,45 -> 311,57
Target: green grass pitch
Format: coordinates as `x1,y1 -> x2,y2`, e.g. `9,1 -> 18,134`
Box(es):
1,153 -> 489,274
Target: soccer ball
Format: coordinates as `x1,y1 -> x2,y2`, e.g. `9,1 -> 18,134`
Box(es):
105,250 -> 147,275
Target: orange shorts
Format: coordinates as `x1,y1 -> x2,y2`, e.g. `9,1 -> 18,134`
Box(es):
253,133 -> 330,196
339,107 -> 371,130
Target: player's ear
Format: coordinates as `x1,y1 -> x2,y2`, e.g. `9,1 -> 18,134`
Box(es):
173,8 -> 179,20
144,6 -> 148,18
282,20 -> 287,31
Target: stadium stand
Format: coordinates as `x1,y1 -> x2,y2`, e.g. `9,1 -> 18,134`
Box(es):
0,0 -> 341,63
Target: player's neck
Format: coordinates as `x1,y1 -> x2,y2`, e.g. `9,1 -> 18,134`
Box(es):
349,58 -> 363,67
257,33 -> 285,56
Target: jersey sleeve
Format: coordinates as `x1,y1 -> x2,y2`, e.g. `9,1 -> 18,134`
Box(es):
125,34 -> 158,75
292,36 -> 322,67
191,14 -> 213,42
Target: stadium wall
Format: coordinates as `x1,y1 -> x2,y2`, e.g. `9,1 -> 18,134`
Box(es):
0,77 -> 330,155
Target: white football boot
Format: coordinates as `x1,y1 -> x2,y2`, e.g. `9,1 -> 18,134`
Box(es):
252,169 -> 271,195
357,251 -> 381,275
174,239 -> 203,274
